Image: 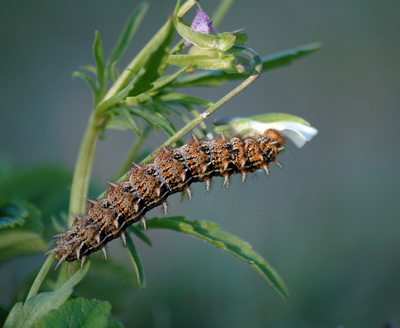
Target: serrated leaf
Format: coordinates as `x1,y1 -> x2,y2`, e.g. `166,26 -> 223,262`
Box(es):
0,201 -> 28,228
174,18 -> 236,52
106,2 -> 149,80
4,261 -> 90,328
0,201 -> 47,264
93,31 -> 105,94
144,216 -> 288,300
125,234 -> 146,290
37,297 -> 113,328
114,106 -> 141,136
127,19 -> 175,97
171,42 -> 322,88
127,225 -> 152,247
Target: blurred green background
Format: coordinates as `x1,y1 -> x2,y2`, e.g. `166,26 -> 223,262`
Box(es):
1,0 -> 399,327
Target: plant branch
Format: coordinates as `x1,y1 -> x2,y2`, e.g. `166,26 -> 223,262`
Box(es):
113,46 -> 262,184
68,113 -> 101,226
103,0 -> 197,101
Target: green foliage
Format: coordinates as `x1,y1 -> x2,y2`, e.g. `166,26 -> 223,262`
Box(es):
0,201 -> 28,228
1,0 -> 321,326
0,165 -> 71,231
144,216 -> 288,299
0,201 -> 47,264
74,258 -> 135,314
37,298 -> 122,328
0,305 -> 9,328
171,42 -> 322,88
125,234 -> 146,290
4,262 -> 90,328
127,225 -> 152,247
106,2 -> 149,83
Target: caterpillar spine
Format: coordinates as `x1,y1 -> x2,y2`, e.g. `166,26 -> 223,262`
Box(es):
48,129 -> 285,271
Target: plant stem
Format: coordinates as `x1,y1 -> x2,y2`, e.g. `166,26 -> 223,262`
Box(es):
26,253 -> 55,300
113,124 -> 151,180
68,112 -> 101,226
103,0 -> 197,101
113,46 -> 262,184
143,46 -> 262,161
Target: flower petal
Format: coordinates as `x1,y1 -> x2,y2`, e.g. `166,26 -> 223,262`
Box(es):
184,10 -> 213,47
213,115 -> 318,148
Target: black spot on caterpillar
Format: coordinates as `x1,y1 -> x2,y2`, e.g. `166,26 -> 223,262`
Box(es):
47,129 -> 285,271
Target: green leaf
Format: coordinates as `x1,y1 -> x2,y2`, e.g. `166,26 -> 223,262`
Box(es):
127,19 -> 175,97
114,106 -> 141,136
36,297 -> 114,328
72,71 -> 100,102
167,53 -> 244,74
127,225 -> 152,247
232,32 -> 248,46
80,65 -> 97,74
174,18 -> 235,52
0,201 -> 47,264
0,165 -> 72,236
125,234 -> 146,290
0,305 -> 9,328
261,42 -> 323,71
93,31 -> 105,94
156,92 -> 213,107
130,106 -> 176,137
147,66 -> 188,96
75,257 -> 136,311
106,2 -> 150,80
0,201 -> 28,228
96,75 -> 138,115
4,261 -> 90,328
145,216 -> 288,299
171,42 -> 322,87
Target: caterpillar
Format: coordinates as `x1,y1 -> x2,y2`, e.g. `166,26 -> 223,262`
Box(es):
48,129 -> 285,272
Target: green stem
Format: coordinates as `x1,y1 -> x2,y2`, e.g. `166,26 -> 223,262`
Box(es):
26,253 -> 55,300
143,46 -> 262,160
68,112 -> 101,226
113,124 -> 151,180
28,0 -> 199,295
114,46 -> 262,184
103,0 -> 197,101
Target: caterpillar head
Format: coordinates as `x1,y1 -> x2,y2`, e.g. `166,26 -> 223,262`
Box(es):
263,129 -> 285,146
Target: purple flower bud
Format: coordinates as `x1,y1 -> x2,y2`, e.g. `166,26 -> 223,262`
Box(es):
184,10 -> 213,47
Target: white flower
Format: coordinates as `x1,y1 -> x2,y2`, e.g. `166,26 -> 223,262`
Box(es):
213,114 -> 318,148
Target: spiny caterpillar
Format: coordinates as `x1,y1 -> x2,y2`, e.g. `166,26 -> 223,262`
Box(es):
48,129 -> 285,272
